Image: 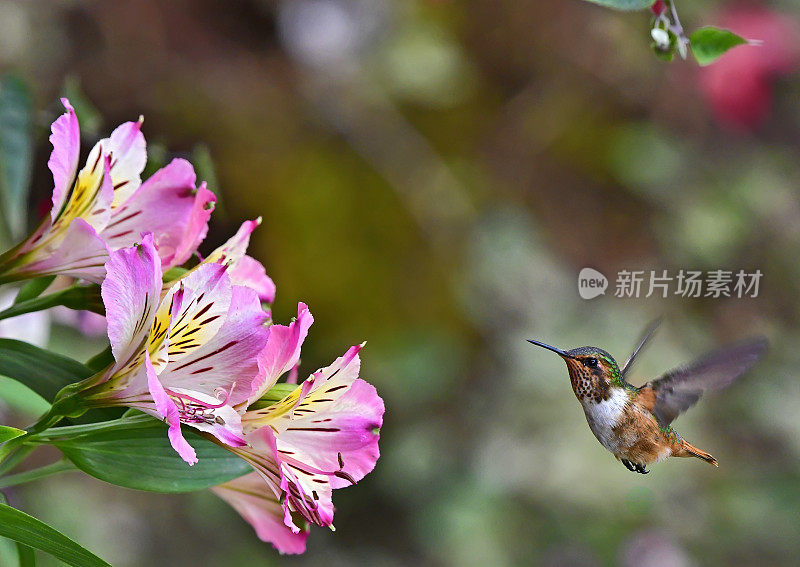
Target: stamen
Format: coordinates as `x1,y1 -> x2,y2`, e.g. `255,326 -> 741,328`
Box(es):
164,388 -> 231,426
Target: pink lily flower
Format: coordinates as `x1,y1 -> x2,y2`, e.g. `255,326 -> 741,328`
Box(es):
0,99 -> 215,284
219,316 -> 383,548
78,234 -> 270,464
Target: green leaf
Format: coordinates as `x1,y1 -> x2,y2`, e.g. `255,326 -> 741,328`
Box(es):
0,503 -> 110,567
0,75 -> 33,241
0,426 -> 26,443
690,27 -> 749,66
13,277 -> 56,304
0,339 -> 94,403
0,285 -> 104,322
55,418 -> 251,492
583,0 -> 653,10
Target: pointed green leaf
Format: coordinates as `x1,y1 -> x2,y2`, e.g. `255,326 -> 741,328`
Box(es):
0,503 -> 110,567
690,27 -> 749,66
0,75 -> 33,241
55,418 -> 251,492
583,0 -> 653,10
0,339 -> 94,402
0,426 -> 26,443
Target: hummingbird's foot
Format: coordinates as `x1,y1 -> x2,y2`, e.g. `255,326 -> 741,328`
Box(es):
621,459 -> 650,474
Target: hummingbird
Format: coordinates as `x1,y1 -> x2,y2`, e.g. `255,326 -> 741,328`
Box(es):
528,320 -> 768,474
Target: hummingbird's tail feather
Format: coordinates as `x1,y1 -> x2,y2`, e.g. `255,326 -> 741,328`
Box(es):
679,440 -> 719,467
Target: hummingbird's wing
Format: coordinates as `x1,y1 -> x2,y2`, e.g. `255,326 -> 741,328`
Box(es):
621,317 -> 663,379
642,336 -> 768,427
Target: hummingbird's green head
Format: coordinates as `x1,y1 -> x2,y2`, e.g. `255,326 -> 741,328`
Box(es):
527,340 -> 623,401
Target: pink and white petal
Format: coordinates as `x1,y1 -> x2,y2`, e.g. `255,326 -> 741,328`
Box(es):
18,218 -> 109,283
59,149 -> 115,234
278,456 -> 334,529
104,118 -> 147,208
276,378 -> 383,489
286,364 -> 299,385
246,426 -> 334,529
234,426 -> 284,497
205,218 -> 261,265
146,350 -> 197,465
228,255 -> 275,303
146,284 -> 179,372
48,98 -> 80,220
163,263 -> 232,362
102,233 -> 162,366
162,285 -> 269,406
256,344 -> 362,428
248,303 -> 313,405
168,182 -> 216,268
85,155 -> 115,232
101,159 -> 216,262
212,472 -> 309,554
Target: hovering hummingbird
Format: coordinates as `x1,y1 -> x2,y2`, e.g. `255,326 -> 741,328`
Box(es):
528,320 -> 768,474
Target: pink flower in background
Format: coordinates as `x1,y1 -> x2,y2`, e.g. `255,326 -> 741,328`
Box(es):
699,5 -> 800,130
0,98 -> 215,283
77,235 -> 270,464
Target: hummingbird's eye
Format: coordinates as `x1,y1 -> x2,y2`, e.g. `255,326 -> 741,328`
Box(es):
584,357 -> 599,368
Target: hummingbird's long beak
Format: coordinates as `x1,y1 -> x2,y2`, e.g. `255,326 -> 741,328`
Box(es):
527,339 -> 572,359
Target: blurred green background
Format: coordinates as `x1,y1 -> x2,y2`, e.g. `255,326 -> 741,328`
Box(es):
1,1 -> 800,565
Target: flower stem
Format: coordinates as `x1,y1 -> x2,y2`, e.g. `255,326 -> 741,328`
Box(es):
28,412 -> 155,443
0,458 -> 75,489
0,284 -> 103,322
0,408 -> 67,466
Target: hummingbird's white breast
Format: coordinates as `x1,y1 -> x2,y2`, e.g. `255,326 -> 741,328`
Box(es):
581,387 -> 629,454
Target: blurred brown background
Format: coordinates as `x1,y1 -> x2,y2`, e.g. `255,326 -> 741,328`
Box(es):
1,0 -> 800,565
